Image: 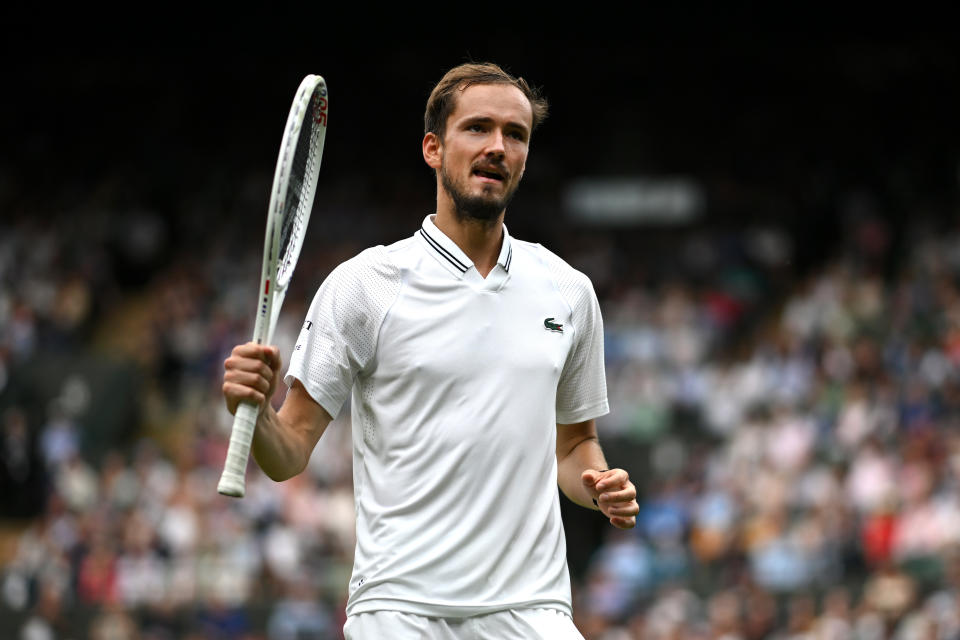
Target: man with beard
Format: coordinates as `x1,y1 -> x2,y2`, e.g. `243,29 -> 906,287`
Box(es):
222,62 -> 639,639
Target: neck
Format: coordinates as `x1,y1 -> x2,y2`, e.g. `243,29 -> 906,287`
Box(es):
434,193 -> 504,278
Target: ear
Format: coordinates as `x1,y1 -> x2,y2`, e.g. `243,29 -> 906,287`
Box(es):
422,132 -> 442,170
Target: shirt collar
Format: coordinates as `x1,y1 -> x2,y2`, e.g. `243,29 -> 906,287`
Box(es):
418,215 -> 514,278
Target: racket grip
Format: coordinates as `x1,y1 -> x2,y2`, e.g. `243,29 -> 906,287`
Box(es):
217,401 -> 260,497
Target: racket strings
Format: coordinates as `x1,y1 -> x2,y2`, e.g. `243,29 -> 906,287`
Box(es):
277,102 -> 320,287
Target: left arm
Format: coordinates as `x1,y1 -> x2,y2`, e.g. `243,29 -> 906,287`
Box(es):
556,419 -> 639,529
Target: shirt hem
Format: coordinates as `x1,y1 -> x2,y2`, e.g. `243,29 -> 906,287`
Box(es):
283,371 -> 344,420
556,400 -> 610,426
346,597 -> 572,619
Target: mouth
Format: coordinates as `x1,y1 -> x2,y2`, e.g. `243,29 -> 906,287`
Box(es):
472,165 -> 507,184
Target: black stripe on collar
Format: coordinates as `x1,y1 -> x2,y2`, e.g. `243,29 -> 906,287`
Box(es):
419,228 -> 468,273
504,244 -> 513,272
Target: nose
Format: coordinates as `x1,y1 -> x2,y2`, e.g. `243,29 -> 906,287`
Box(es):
485,129 -> 506,158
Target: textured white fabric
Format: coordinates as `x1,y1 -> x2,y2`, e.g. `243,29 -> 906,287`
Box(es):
285,215 -> 608,618
538,245 -> 609,425
286,246 -> 402,420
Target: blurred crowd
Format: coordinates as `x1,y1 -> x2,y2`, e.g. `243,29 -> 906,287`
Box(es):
3,170 -> 960,640
572,214 -> 960,639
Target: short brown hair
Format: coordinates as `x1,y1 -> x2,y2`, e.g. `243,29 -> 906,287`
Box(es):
424,62 -> 549,140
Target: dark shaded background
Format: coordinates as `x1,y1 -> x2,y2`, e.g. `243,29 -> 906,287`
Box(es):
7,22 -> 958,261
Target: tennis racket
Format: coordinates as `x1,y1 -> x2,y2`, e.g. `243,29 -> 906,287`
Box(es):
218,74 -> 329,498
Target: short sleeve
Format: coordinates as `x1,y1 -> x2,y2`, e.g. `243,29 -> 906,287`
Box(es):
284,247 -> 402,418
538,247 -> 609,425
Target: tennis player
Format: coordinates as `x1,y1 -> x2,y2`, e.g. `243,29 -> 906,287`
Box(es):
223,62 -> 639,639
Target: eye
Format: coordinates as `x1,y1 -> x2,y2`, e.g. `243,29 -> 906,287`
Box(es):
467,123 -> 485,133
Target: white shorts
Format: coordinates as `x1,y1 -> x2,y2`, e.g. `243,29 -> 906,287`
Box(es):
343,608 -> 584,640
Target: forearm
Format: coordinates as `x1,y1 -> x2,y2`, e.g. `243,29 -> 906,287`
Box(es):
223,346 -> 329,483
556,420 -> 639,528
557,434 -> 608,510
251,405 -> 311,482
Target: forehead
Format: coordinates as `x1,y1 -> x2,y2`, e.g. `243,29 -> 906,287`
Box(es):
449,83 -> 533,129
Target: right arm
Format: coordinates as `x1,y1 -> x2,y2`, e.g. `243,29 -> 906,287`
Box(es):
223,342 -> 332,482
225,247 -> 399,480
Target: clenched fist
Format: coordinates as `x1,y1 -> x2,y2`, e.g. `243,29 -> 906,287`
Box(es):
222,343 -> 283,414
581,468 -> 639,530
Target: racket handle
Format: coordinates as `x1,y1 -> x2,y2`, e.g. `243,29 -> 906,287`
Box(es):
217,401 -> 260,497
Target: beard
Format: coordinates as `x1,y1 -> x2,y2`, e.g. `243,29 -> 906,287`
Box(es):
440,161 -> 519,224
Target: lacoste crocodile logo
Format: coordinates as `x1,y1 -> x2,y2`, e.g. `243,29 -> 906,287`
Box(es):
544,317 -> 563,333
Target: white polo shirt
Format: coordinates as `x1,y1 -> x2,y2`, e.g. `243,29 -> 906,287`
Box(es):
285,215 -> 608,618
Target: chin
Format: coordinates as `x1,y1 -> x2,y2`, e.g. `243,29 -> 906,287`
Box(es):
454,200 -> 503,223
442,168 -> 515,222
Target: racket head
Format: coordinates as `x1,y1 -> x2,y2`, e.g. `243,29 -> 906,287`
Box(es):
256,75 -> 329,345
